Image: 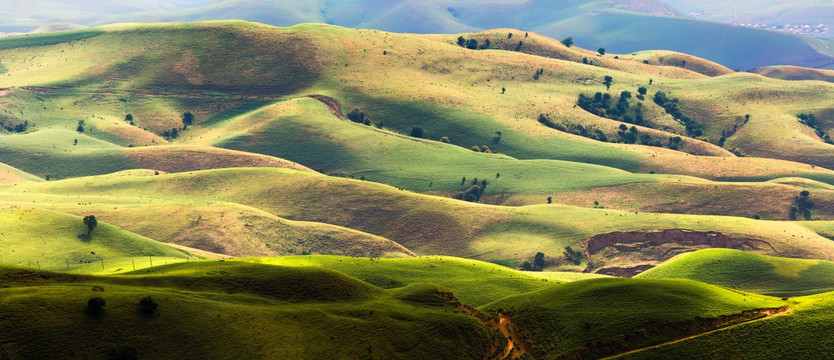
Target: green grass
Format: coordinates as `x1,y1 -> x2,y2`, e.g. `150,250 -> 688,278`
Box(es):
240,255 -> 556,306
617,291 -> 834,360
483,278 -> 786,359
0,207 -> 189,271
638,249 -> 834,297
6,167 -> 834,269
0,262 -> 499,360
214,97 -> 658,194
0,29 -> 104,50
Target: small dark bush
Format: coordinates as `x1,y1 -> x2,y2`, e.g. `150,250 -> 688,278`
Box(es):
86,297 -> 106,316
139,296 -> 158,315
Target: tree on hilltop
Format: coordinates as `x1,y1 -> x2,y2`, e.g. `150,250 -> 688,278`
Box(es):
561,37 -> 574,47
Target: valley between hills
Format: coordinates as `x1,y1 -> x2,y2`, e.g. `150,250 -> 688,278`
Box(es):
2,21 -> 834,359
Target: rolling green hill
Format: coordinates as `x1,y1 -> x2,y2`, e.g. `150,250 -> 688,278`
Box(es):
484,278 -> 786,359
638,249 -> 834,297
0,207 -> 191,271
0,262 -> 501,360
752,65 -> 834,83
616,291 -> 834,359
6,167 -> 834,274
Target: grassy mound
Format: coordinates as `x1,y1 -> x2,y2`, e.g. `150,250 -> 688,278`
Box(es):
483,278 -> 786,359
0,263 -> 498,360
242,256 -> 556,306
638,248 -> 834,297
752,65 -> 834,83
0,207 -> 190,271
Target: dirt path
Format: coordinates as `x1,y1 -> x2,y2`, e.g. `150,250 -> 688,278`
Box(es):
306,94 -> 346,119
454,304 -> 529,360
599,306 -> 793,360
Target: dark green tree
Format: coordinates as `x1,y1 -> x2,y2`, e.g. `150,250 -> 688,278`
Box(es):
534,252 -> 546,270
83,215 -> 98,236
561,37 -> 573,47
598,47 -> 606,55
410,126 -> 424,138
181,112 -> 194,130
603,75 -> 613,90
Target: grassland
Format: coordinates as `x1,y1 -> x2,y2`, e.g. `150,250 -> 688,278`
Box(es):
638,249 -> 834,297
0,207 -> 190,271
484,278 -> 786,359
0,262 -> 500,360
240,256 -> 556,306
616,291 -> 834,359
5,167 -> 834,273
752,65 -> 834,83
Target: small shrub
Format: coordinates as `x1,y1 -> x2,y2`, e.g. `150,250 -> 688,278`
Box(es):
439,136 -> 450,143
86,297 -> 106,316
138,296 -> 158,315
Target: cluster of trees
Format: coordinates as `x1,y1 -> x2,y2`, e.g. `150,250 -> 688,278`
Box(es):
563,246 -> 584,265
533,68 -> 544,80
520,252 -> 548,271
456,36 -> 491,50
348,108 -> 374,126
0,119 -> 28,133
538,113 -> 682,150
470,145 -> 492,153
798,113 -> 833,144
454,177 -> 488,202
162,112 -> 196,140
539,114 -> 609,142
577,91 -> 646,126
653,91 -> 703,137
789,190 -> 815,220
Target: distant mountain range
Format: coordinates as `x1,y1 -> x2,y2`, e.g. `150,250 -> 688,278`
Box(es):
0,0 -> 832,70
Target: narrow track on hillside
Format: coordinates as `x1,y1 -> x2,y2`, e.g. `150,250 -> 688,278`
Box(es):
599,306 -> 793,360
454,303 -> 529,360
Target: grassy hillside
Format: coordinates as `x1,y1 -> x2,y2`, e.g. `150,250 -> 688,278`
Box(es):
0,207 -> 190,271
0,129 -> 312,179
617,291 -> 834,359
638,249 -> 834,297
752,65 -> 834,83
0,162 -> 41,184
3,22 -> 834,184
6,168 -> 834,272
4,0 -> 829,70
0,262 -> 500,360
484,278 -> 786,359
240,256 -> 555,306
